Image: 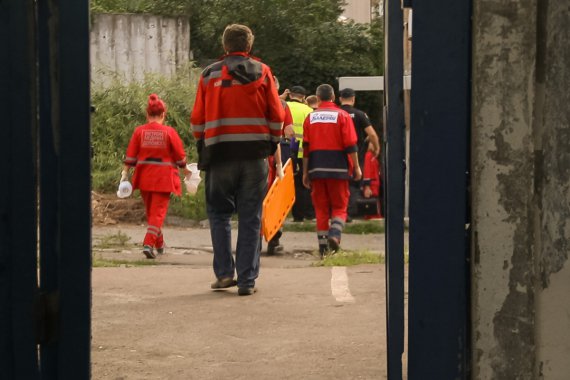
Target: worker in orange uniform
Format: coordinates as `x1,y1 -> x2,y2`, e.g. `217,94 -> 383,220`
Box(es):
362,141 -> 383,219
302,84 -> 362,256
191,24 -> 284,296
123,94 -> 188,259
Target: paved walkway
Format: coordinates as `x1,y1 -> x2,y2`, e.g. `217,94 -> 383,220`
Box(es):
91,224 -> 391,379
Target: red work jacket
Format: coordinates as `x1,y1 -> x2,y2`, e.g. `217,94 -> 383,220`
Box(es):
302,101 -> 358,180
190,52 -> 284,168
124,122 -> 186,195
363,151 -> 380,196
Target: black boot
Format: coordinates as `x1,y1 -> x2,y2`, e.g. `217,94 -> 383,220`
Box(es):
318,235 -> 329,258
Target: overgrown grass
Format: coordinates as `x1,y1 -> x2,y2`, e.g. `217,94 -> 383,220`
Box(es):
91,65 -> 200,193
283,220 -> 385,234
168,185 -> 208,221
313,250 -> 384,267
91,65 -> 208,219
92,256 -> 158,267
94,231 -> 132,248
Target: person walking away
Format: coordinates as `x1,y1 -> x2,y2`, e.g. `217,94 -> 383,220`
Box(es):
302,84 -> 362,256
190,24 -> 284,296
338,88 -> 380,220
122,94 -> 188,259
362,141 -> 382,219
306,95 -> 319,110
287,85 -> 315,222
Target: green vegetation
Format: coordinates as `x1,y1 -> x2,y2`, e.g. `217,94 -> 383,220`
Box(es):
91,66 -> 207,218
91,66 -> 199,193
313,250 -> 384,267
168,185 -> 208,221
283,220 -> 385,234
92,256 -> 158,267
94,230 -> 132,248
90,0 -> 385,220
91,0 -> 384,124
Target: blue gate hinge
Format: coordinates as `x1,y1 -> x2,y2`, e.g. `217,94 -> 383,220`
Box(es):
34,291 -> 60,345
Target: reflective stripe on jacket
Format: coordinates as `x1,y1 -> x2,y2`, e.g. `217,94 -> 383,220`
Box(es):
190,52 -> 284,168
302,102 -> 358,180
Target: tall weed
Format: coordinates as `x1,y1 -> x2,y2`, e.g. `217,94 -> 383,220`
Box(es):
91,65 -> 206,219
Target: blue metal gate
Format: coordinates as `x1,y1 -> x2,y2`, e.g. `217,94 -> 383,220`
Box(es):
384,1 -> 472,378
1,1 -> 91,378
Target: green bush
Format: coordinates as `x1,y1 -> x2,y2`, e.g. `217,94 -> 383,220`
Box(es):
91,65 -> 207,220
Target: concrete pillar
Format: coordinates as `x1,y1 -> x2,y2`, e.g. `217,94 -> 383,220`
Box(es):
472,0 -> 570,378
472,1 -> 538,378
534,1 -> 570,378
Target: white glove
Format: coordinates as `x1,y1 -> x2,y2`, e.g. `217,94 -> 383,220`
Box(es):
276,161 -> 284,180
120,169 -> 128,182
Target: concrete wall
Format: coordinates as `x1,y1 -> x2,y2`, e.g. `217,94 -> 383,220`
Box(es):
90,13 -> 190,88
342,0 -> 372,23
472,0 -> 570,379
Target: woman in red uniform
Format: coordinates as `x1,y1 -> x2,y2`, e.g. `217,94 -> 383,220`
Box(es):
122,94 -> 188,259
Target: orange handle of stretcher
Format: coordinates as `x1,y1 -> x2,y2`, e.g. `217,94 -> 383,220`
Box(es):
261,159 -> 296,242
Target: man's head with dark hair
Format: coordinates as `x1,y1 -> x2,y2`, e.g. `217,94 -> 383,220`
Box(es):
316,84 -> 335,102
222,24 -> 254,53
339,87 -> 356,105
289,85 -> 306,101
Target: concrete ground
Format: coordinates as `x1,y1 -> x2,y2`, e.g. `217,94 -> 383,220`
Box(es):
92,224 -> 393,379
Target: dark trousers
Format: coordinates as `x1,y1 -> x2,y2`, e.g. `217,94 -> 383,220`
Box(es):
292,159 -> 315,221
347,180 -> 361,218
205,158 -> 268,288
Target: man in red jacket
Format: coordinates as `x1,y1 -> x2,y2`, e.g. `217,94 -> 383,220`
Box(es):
191,24 -> 284,296
302,84 -> 362,256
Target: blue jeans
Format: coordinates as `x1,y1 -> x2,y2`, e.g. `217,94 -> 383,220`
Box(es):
205,158 -> 268,288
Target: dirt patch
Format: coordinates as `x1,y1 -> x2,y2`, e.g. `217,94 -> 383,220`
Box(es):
92,192 -> 145,225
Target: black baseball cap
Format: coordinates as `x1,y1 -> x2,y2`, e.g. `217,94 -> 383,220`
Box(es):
290,85 -> 307,95
339,88 -> 356,98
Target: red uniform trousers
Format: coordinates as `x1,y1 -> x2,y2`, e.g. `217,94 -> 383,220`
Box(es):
310,179 -> 349,240
140,191 -> 171,248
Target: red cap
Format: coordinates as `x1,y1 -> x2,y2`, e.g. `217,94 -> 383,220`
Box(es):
146,93 -> 166,116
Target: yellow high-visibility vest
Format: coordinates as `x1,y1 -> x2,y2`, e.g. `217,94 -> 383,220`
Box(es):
287,100 -> 313,158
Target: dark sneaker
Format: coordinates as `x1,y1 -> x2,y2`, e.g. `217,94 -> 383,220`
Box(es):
327,237 -> 341,253
238,287 -> 257,296
211,277 -> 238,289
142,245 -> 156,259
267,240 -> 283,256
156,246 -> 165,255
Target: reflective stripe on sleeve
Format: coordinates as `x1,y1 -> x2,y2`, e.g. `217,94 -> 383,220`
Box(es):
192,124 -> 205,133
268,122 -> 283,131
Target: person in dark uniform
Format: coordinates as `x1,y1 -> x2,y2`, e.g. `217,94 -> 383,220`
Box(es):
338,88 -> 380,220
